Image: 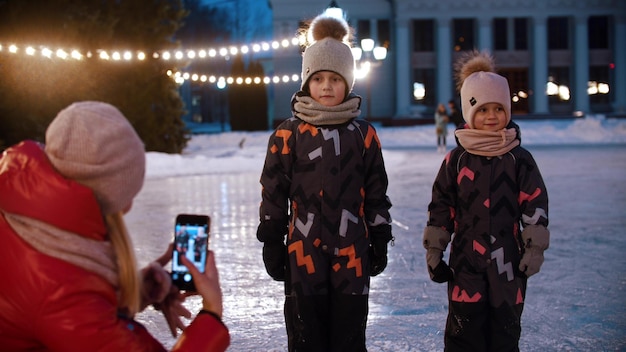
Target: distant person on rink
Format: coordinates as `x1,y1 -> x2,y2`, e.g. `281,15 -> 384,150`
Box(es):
0,101 -> 230,351
423,51 -> 549,351
434,102 -> 450,152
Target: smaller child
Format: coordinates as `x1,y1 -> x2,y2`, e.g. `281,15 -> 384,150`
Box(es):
434,103 -> 449,152
423,51 -> 549,351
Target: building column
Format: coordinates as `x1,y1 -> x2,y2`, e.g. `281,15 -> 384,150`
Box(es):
437,17 -> 453,106
478,17 -> 492,51
574,15 -> 590,114
507,18 -> 516,51
532,15 -> 549,114
371,19 -> 378,43
614,14 -> 626,114
395,18 -> 411,117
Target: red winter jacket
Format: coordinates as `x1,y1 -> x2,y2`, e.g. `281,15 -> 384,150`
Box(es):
0,141 -> 230,352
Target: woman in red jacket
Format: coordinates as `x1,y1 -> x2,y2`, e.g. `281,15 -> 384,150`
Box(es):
0,101 -> 230,351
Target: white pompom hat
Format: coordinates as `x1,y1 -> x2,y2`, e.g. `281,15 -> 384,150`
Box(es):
457,51 -> 511,129
301,15 -> 355,93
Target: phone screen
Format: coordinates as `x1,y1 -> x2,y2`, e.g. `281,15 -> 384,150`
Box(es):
171,214 -> 210,291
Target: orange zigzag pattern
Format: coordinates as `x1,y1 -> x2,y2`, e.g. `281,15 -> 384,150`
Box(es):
337,244 -> 363,277
288,240 -> 315,274
273,129 -> 292,154
298,122 -> 318,136
364,126 -> 380,149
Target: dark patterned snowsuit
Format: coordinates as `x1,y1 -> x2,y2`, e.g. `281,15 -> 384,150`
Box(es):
259,116 -> 392,351
427,130 -> 548,351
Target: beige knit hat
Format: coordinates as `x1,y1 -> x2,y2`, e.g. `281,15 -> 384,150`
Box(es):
456,51 -> 511,129
45,101 -> 146,215
301,15 -> 355,92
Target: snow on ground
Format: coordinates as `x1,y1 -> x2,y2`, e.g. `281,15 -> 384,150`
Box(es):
145,116 -> 626,179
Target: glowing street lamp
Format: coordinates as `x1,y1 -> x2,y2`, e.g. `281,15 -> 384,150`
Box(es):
353,38 -> 387,118
353,39 -> 387,81
324,1 -> 387,118
324,0 -> 344,19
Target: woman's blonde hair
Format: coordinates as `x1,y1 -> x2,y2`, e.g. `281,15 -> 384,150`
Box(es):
105,212 -> 140,316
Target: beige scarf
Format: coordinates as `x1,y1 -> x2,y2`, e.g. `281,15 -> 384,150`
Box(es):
3,211 -> 119,287
454,128 -> 520,157
293,94 -> 361,125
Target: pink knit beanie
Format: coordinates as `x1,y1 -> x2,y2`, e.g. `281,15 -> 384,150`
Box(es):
45,101 -> 146,215
301,15 -> 355,92
456,51 -> 511,129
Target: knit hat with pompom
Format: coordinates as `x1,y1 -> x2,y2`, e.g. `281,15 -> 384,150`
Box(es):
301,15 -> 355,92
45,101 -> 146,215
456,51 -> 511,129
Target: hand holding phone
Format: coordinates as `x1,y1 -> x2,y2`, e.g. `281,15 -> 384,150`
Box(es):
137,243 -> 192,337
179,251 -> 223,319
171,214 -> 210,291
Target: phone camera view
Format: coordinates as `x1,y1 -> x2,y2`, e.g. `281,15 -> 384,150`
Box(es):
171,214 -> 209,291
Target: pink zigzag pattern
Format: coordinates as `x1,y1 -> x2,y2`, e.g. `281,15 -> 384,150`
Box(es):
518,187 -> 541,204
457,166 -> 475,184
473,240 -> 486,255
451,285 -> 482,303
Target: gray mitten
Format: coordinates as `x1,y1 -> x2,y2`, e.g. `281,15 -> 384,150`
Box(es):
519,225 -> 550,277
423,226 -> 453,283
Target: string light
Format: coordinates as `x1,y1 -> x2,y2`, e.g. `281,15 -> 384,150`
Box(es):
167,70 -> 301,87
0,36 -> 300,62
0,37 -> 306,87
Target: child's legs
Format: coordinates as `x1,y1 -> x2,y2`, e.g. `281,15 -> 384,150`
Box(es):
284,286 -> 368,352
327,243 -> 370,351
445,300 -> 490,351
284,240 -> 332,351
444,265 -> 527,352
489,303 -> 523,352
329,292 -> 368,352
284,239 -> 370,351
284,264 -> 301,352
437,134 -> 446,146
444,270 -> 490,351
486,264 -> 526,351
284,292 -> 330,352
284,295 -> 297,351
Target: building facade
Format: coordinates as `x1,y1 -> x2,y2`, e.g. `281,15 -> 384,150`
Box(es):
269,0 -> 626,125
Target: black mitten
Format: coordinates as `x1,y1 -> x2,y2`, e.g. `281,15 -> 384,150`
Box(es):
423,226 -> 453,283
256,219 -> 288,243
257,219 -> 288,281
263,242 -> 287,281
426,248 -> 454,283
369,224 -> 393,276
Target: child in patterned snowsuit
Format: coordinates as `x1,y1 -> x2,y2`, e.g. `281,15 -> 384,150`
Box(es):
423,51 -> 549,351
256,14 -> 393,352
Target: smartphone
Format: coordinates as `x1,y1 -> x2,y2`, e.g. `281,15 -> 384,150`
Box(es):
171,214 -> 210,291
